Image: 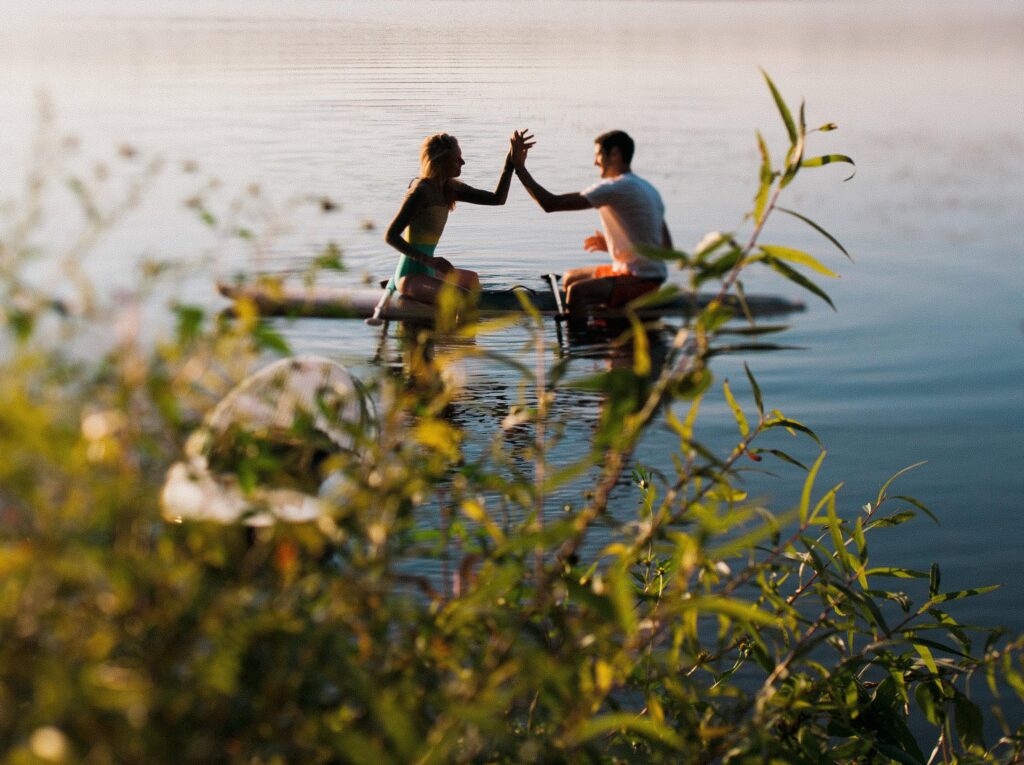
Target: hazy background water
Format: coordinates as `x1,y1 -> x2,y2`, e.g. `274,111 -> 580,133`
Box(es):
2,0 -> 1022,639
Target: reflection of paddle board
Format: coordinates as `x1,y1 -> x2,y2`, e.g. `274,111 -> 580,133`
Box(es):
160,356 -> 372,526
217,281 -> 805,322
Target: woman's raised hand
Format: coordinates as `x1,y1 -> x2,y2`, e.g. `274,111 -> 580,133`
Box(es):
510,129 -> 535,167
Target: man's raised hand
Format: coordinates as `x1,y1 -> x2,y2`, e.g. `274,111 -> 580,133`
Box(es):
510,129 -> 535,168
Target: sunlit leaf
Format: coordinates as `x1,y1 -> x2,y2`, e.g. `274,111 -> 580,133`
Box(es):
864,567 -> 929,579
762,69 -> 797,144
915,683 -> 941,725
764,414 -> 822,446
801,153 -> 856,181
865,510 -> 916,529
629,313 -> 651,376
919,585 -> 1000,613
722,379 -> 749,438
681,595 -> 782,627
624,283 -> 680,310
461,498 -> 505,544
799,450 -> 827,525
636,244 -> 691,264
762,257 -> 836,310
415,419 -> 462,462
914,643 -> 939,674
754,130 -> 773,224
757,245 -> 839,278
571,713 -> 684,749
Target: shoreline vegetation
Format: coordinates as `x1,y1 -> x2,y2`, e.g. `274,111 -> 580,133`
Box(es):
2,76 -> 1022,763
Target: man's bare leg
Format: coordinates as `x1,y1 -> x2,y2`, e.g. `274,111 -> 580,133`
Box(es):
564,276 -> 615,328
562,266 -> 601,291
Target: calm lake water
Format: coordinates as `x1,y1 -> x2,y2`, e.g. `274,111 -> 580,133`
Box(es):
2,0 -> 1022,639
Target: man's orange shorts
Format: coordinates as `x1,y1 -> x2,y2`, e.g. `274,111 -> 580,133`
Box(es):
590,265 -> 663,307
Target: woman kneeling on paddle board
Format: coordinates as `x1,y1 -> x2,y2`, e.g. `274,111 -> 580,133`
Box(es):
384,130 -> 531,305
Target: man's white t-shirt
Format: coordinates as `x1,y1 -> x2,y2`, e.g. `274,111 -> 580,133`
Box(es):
582,172 -> 668,281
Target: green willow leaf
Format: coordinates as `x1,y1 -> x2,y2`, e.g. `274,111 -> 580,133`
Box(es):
695,248 -> 743,283
571,713 -> 685,749
953,690 -> 986,749
864,567 -> 928,579
755,448 -> 808,471
776,206 -> 852,260
763,257 -> 836,310
825,493 -> 854,574
761,69 -> 797,144
798,450 -> 827,525
636,244 -> 691,265
865,510 -> 916,529
757,245 -> 840,278
609,563 -> 638,637
780,113 -> 806,189
876,461 -> 928,506
913,643 -> 939,674
908,635 -> 973,660
919,585 -> 1000,613
681,595 -> 781,627
801,153 -> 856,181
893,494 -> 939,525
744,362 -> 763,416
915,683 -> 941,725
754,130 -> 773,224
722,379 -> 749,438
764,413 -> 822,446
252,324 -> 290,355
625,284 -> 680,311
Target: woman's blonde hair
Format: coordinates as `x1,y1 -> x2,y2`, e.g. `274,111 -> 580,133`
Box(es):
419,133 -> 460,209
420,133 -> 459,178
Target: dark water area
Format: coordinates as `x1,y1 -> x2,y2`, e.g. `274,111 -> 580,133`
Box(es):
2,0 -> 1022,716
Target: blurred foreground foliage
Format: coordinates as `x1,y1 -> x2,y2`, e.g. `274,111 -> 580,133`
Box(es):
1,77 -> 1022,764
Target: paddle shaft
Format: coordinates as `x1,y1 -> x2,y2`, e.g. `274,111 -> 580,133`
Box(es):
365,288 -> 393,326
542,273 -> 568,320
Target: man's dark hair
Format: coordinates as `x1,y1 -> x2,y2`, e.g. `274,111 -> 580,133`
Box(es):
594,130 -> 634,166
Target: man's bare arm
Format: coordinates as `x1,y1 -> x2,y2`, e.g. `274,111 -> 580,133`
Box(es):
514,163 -> 592,213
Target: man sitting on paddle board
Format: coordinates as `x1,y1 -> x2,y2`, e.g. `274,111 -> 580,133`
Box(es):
511,129 -> 672,325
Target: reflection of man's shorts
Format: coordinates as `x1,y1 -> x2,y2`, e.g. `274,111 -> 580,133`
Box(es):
590,264 -> 663,307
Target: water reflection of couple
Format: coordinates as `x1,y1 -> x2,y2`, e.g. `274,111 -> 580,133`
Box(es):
384,129 -> 673,326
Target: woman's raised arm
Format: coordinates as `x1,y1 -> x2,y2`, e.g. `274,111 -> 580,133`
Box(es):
450,130 -> 530,206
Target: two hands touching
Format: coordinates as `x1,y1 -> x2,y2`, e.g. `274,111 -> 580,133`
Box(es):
509,129 -> 534,168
